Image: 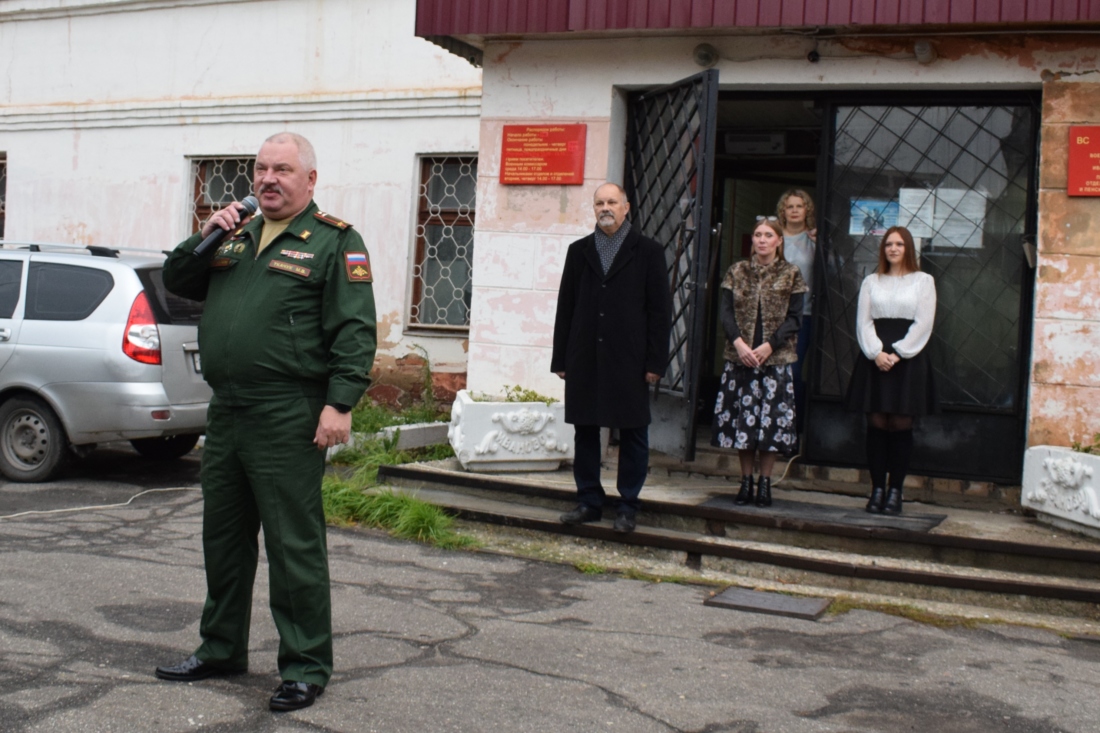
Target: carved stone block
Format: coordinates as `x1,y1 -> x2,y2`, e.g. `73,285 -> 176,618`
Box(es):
1022,445 -> 1100,536
447,389 -> 572,472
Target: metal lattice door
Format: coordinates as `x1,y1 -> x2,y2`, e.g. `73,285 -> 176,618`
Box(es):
625,69 -> 719,461
806,99 -> 1038,482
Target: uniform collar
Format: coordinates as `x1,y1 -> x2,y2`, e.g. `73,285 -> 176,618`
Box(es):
241,200 -> 320,243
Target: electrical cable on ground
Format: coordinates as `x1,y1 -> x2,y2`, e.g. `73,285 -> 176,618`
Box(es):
0,486 -> 199,521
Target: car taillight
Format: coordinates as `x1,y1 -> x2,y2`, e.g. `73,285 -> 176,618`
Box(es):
123,292 -> 161,365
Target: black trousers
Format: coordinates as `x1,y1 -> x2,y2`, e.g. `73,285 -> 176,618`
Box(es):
572,424 -> 648,517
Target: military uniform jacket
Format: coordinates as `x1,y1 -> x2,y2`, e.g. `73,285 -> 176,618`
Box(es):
550,227 -> 671,429
162,200 -> 377,407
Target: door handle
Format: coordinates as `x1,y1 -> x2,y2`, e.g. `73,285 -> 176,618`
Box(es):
0,328 -> 10,342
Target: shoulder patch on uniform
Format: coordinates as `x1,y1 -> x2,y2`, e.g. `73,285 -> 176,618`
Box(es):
344,251 -> 373,282
314,211 -> 352,230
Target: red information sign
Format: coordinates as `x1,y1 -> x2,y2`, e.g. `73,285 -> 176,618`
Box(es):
500,124 -> 586,185
1068,125 -> 1100,196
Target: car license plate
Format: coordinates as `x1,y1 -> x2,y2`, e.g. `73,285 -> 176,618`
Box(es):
191,352 -> 202,373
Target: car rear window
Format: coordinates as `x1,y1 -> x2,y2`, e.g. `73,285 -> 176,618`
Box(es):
138,267 -> 204,325
25,262 -> 114,321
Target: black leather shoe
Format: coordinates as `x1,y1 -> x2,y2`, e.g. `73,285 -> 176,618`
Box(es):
755,476 -> 772,507
733,475 -> 754,505
155,655 -> 246,682
560,504 -> 601,525
882,486 -> 903,515
613,513 -> 636,533
865,486 -> 886,514
270,680 -> 324,712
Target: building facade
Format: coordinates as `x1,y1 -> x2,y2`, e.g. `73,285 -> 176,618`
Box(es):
417,0 -> 1100,482
0,0 -> 483,395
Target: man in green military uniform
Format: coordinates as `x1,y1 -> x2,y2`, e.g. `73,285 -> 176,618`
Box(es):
155,132 -> 376,712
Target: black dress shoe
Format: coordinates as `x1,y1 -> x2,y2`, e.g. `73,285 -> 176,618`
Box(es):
612,513 -> 636,533
865,486 -> 886,514
270,680 -> 325,711
733,475 -> 754,505
155,655 -> 246,682
560,504 -> 601,525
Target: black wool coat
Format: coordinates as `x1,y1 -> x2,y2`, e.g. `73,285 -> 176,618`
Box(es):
550,227 -> 672,428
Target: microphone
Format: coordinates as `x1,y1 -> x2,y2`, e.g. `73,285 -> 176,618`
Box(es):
193,196 -> 259,257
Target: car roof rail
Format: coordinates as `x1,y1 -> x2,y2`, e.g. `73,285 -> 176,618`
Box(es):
0,241 -> 158,258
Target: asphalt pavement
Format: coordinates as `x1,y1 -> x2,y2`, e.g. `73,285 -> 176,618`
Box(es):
1,447 -> 1098,732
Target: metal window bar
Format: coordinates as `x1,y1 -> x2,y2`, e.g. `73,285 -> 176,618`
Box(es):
410,156 -> 477,329
190,158 -> 255,234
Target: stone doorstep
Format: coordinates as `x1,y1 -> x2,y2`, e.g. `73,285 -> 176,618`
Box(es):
646,448 -> 1022,510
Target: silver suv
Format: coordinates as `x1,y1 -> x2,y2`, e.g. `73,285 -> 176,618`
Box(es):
0,243 -> 211,481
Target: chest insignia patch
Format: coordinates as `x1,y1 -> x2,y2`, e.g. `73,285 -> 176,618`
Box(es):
345,252 -> 373,282
233,242 -> 247,254
210,257 -> 235,269
269,259 -> 311,278
280,249 -> 315,260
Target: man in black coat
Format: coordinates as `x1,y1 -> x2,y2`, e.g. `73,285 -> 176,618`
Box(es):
551,182 -> 672,533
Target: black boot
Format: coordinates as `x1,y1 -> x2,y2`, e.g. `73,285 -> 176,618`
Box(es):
734,475 -> 754,505
755,476 -> 772,507
882,486 -> 903,515
865,486 -> 886,514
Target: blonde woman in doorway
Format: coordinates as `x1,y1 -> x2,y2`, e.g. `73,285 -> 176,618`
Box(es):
776,189 -> 816,431
712,217 -> 807,507
844,226 -> 937,515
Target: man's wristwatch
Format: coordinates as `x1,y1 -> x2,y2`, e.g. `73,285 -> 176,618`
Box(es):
329,403 -> 353,414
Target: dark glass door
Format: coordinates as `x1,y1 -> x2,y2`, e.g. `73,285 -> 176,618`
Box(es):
806,98 -> 1039,483
625,69 -> 720,461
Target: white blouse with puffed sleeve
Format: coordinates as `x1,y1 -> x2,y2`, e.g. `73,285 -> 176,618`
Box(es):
855,271 -> 937,361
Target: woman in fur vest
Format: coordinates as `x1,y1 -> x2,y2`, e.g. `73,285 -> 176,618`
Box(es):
712,217 -> 807,507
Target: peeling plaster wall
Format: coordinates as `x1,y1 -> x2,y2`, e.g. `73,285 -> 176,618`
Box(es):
0,0 -> 482,373
470,34 -> 1100,445
1033,80 -> 1100,447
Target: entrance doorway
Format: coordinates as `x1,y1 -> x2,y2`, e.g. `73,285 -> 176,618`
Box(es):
625,79 -> 1039,484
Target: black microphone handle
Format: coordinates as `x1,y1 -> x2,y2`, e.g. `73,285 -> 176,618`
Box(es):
192,197 -> 258,257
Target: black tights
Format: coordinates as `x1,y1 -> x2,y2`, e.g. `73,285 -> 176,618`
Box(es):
866,412 -> 914,490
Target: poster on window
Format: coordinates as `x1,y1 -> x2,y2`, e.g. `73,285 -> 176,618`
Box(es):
848,199 -> 898,235
897,188 -> 936,238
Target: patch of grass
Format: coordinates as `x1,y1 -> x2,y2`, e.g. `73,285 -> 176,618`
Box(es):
350,399 -> 448,436
574,562 -> 607,575
826,596 -> 988,628
1072,432 -> 1100,454
322,433 -> 471,550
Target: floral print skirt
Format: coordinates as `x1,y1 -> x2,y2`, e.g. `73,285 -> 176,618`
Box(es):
711,361 -> 798,456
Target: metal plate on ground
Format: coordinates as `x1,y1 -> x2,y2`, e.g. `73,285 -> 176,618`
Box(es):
701,496 -> 947,533
704,587 -> 831,620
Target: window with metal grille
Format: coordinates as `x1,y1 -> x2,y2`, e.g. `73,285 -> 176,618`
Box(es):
816,103 -> 1035,411
189,157 -> 255,234
0,154 -> 7,239
410,156 -> 477,329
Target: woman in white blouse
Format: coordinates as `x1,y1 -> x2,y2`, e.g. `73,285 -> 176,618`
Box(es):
844,226 -> 937,515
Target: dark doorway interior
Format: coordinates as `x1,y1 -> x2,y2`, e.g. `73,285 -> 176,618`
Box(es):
699,95 -> 822,432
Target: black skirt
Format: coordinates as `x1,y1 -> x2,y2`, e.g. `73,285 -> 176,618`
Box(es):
844,318 -> 937,416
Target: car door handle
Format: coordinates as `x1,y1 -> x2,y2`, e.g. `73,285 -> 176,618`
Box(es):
0,328 -> 10,342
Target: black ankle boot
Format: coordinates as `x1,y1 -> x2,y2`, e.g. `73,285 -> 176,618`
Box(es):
755,476 -> 772,507
882,486 -> 903,515
734,475 -> 754,505
865,486 -> 886,514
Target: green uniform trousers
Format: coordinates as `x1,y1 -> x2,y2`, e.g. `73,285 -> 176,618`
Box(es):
195,393 -> 332,686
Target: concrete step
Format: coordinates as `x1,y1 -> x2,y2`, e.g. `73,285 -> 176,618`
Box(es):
384,484 -> 1100,620
378,461 -> 1100,584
